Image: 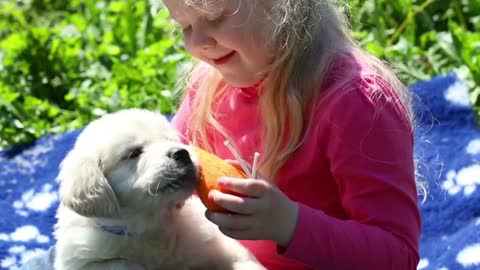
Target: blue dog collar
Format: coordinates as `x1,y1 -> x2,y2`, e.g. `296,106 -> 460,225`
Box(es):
97,224 -> 133,237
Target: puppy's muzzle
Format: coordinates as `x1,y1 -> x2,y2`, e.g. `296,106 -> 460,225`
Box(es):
167,147 -> 191,164
151,147 -> 199,195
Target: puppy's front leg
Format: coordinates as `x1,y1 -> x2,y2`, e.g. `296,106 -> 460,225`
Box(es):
83,259 -> 146,270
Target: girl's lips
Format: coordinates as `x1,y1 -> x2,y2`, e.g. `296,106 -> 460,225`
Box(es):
213,51 -> 236,65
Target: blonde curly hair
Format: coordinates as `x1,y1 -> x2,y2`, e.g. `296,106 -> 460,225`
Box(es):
177,0 -> 413,182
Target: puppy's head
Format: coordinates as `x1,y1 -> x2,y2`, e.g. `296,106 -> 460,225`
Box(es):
57,109 -> 199,219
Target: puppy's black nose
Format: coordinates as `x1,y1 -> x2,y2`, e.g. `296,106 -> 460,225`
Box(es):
167,147 -> 191,162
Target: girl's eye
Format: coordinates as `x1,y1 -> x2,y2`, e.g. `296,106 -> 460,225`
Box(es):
125,147 -> 143,160
182,25 -> 192,33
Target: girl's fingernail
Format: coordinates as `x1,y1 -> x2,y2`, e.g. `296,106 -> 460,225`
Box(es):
208,190 -> 216,200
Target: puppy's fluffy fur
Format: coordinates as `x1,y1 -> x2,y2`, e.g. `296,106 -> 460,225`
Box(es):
54,109 -> 265,270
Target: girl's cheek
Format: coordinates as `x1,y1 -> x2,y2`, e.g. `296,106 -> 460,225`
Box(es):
183,37 -> 197,57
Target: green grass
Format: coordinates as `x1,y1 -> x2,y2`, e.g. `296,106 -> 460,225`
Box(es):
0,0 -> 479,149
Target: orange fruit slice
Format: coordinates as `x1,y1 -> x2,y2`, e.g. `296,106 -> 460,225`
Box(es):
194,147 -> 248,212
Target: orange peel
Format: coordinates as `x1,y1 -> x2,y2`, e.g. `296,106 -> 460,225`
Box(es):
194,147 -> 248,212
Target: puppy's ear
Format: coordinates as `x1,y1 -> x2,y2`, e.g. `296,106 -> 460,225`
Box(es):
57,149 -> 120,218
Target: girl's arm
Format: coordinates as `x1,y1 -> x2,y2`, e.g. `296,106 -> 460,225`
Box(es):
280,76 -> 421,269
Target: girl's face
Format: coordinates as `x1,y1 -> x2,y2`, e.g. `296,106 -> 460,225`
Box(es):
163,0 -> 275,87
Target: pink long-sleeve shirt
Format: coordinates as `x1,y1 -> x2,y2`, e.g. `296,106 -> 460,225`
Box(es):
172,54 -> 421,269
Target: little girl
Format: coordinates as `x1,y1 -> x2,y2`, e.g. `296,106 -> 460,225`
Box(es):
165,0 -> 421,269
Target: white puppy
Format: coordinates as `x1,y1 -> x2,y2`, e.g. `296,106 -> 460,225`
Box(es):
53,109 -> 265,270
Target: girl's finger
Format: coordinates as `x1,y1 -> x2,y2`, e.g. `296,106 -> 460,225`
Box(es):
209,190 -> 258,214
218,177 -> 269,198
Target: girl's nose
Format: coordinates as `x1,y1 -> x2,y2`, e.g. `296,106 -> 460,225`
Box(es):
190,27 -> 216,50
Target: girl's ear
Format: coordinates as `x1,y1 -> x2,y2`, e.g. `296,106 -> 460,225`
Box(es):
56,149 -> 120,218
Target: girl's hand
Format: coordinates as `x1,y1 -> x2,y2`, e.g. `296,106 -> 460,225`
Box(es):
205,175 -> 299,248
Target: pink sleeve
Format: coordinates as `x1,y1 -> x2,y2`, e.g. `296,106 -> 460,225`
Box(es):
281,76 -> 421,269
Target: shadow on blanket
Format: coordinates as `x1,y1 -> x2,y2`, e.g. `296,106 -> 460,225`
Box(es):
1,74 -> 479,270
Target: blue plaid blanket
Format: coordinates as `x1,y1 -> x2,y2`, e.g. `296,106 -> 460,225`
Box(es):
1,74 -> 479,269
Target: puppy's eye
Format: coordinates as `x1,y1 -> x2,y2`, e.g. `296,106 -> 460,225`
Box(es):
124,147 -> 143,160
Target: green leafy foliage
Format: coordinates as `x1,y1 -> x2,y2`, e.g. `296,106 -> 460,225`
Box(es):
348,0 -> 480,119
0,0 -> 479,149
0,0 -> 190,149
